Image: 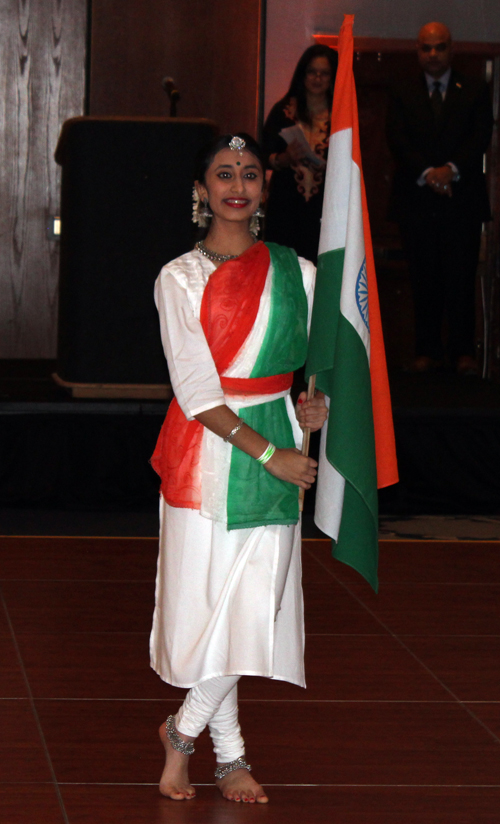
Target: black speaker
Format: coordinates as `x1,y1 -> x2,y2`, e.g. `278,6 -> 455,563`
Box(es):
55,117 -> 218,393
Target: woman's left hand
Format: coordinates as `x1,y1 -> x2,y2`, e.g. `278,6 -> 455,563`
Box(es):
295,391 -> 328,432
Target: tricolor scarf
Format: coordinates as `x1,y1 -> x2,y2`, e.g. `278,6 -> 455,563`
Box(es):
151,241 -> 309,529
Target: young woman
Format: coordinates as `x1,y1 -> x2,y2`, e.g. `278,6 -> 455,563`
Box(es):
150,133 -> 327,803
263,44 -> 338,263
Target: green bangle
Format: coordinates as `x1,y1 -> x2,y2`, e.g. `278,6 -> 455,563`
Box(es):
256,443 -> 276,465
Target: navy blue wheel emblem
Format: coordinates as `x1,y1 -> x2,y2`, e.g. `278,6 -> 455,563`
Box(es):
356,258 -> 369,330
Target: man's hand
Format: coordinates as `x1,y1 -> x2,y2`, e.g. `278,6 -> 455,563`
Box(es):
425,165 -> 453,197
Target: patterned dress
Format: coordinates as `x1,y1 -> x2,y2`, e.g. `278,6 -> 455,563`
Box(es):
263,96 -> 330,263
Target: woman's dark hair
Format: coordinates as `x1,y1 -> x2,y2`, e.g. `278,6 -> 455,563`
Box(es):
194,133 -> 265,184
286,44 -> 338,125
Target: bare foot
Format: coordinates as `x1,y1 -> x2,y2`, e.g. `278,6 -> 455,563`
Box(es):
158,721 -> 196,800
216,767 -> 269,803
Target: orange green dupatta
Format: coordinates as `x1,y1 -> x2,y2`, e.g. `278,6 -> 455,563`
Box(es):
151,241 -> 308,528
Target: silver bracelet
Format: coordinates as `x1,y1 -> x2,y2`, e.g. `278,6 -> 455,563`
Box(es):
223,418 -> 243,443
256,442 -> 276,465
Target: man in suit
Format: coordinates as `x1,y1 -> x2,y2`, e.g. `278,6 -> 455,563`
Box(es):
387,22 -> 493,373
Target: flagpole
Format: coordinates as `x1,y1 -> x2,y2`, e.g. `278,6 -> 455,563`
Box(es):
298,373 -> 316,511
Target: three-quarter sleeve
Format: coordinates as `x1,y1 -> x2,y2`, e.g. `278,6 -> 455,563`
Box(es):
155,269 -> 225,420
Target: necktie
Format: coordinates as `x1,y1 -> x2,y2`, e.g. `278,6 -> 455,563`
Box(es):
430,80 -> 443,120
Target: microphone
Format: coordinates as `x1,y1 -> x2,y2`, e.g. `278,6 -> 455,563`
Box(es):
161,77 -> 180,117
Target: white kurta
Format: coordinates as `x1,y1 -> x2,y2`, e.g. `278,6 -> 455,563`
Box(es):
150,248 -> 316,689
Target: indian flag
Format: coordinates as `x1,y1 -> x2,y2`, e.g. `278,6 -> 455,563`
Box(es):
305,14 -> 398,592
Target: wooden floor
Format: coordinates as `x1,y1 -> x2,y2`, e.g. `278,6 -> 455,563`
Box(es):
1,535 -> 500,822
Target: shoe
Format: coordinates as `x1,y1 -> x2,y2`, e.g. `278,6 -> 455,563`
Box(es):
456,355 -> 478,376
411,356 -> 441,373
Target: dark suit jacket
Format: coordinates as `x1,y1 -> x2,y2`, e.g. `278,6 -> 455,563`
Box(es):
386,69 -> 493,222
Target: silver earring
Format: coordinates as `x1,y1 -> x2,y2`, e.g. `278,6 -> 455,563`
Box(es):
199,198 -> 212,223
249,205 -> 265,237
192,187 -> 213,227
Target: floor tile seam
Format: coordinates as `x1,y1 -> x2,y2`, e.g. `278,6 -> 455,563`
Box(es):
0,589 -> 70,824
308,632 -> 500,639
397,633 -> 500,638
372,582 -> 500,586
379,538 -> 500,543
380,538 -> 500,544
306,538 -> 500,544
4,630 -> 402,638
25,697 -> 479,703
0,631 -> 152,636
0,781 -> 56,786
303,544 -> 500,745
0,535 -> 158,541
48,781 -> 500,788
0,578 -> 155,583
306,632 -> 402,638
2,535 -> 499,543
239,698 -> 462,703
12,580 -> 500,586
5,578 -> 499,585
349,582 -> 500,588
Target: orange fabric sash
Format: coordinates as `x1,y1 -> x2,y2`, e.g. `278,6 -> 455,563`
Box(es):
151,242 -> 291,509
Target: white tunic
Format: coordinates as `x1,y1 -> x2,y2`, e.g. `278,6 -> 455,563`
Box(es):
149,248 -> 316,689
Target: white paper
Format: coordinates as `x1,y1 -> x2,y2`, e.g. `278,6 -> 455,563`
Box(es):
279,125 -> 326,169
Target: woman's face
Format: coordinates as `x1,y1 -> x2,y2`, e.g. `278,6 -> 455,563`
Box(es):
304,56 -> 332,97
197,147 -> 264,227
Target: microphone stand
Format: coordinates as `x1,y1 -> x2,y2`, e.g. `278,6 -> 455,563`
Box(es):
161,77 -> 180,117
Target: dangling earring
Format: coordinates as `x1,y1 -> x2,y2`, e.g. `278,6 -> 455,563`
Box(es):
249,204 -> 265,238
198,198 -> 212,226
192,187 -> 213,227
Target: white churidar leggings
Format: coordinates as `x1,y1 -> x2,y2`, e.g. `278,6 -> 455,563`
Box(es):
175,538 -> 293,762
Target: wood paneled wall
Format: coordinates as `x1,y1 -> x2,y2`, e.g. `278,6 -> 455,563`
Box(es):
89,0 -> 263,135
0,0 -> 262,357
0,0 -> 87,358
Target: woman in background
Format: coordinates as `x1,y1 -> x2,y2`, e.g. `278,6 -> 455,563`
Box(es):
150,133 -> 327,803
263,44 -> 338,263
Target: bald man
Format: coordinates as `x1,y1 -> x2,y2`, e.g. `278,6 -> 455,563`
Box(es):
387,22 -> 493,374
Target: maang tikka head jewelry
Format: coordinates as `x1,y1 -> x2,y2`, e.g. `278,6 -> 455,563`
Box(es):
192,187 -> 213,227
229,135 -> 246,156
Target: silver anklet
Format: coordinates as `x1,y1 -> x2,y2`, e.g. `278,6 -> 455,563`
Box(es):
166,715 -> 195,756
214,756 -> 252,779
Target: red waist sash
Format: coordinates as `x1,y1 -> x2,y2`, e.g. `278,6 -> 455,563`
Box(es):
221,372 -> 292,395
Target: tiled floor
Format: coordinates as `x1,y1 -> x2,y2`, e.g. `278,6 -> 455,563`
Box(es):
1,535 -> 500,822
379,514 -> 500,541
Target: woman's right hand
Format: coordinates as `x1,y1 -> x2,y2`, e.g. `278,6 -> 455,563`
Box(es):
264,447 -> 318,489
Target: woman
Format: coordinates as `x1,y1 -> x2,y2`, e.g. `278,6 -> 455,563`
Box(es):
150,133 -> 327,803
263,44 -> 338,263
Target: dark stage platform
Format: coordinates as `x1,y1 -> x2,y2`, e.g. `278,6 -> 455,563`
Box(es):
1,360 -> 500,523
